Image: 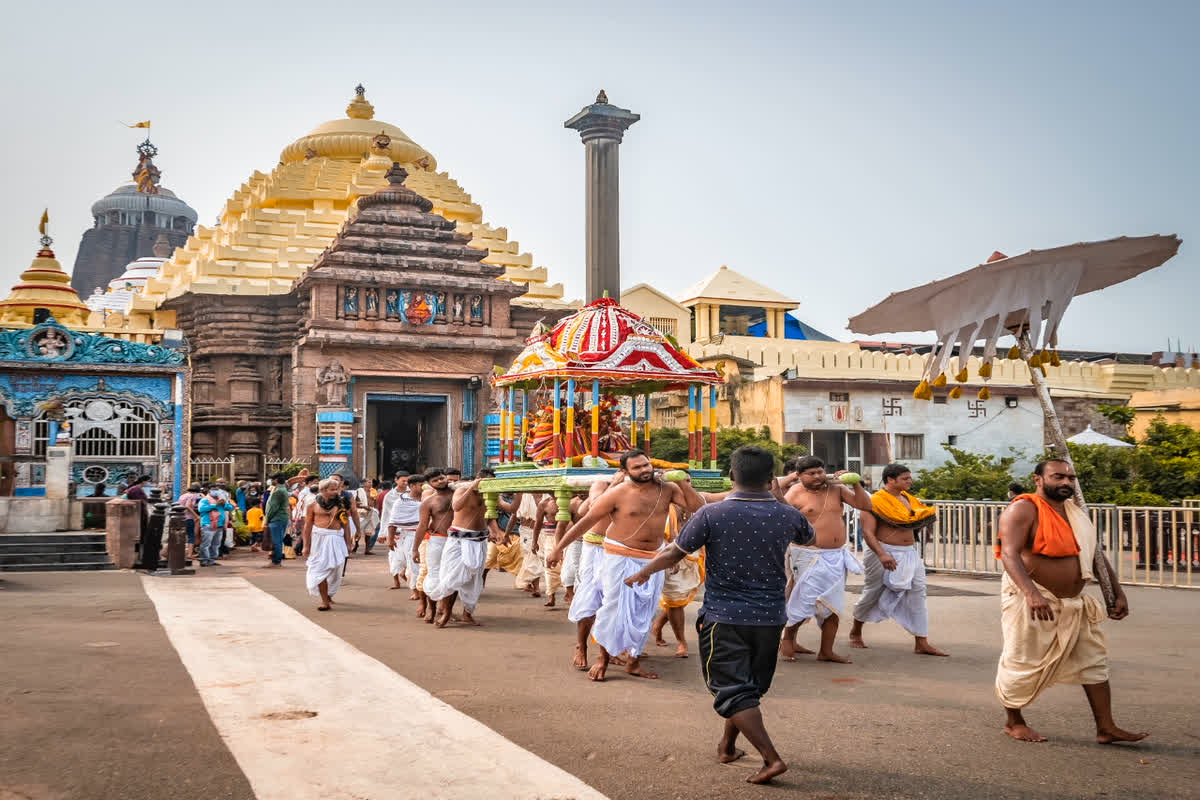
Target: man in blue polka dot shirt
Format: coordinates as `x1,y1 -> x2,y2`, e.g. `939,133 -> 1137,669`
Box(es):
626,445 -> 814,785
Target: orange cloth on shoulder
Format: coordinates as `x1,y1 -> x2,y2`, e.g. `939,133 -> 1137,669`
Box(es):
994,493 -> 1081,559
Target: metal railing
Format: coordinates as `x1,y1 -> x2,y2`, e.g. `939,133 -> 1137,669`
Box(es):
842,500 -> 1199,589
187,456 -> 234,486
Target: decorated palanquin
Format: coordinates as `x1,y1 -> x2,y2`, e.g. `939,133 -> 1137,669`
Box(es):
481,297 -> 729,521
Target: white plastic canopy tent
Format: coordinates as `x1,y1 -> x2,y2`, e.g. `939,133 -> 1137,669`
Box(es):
848,233 -> 1183,607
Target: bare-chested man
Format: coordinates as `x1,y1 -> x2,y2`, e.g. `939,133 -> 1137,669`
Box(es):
848,463 -> 948,656
426,469 -> 505,627
410,469 -> 453,623
564,473 -> 625,669
548,451 -> 704,681
995,458 -> 1146,744
385,473 -> 425,594
776,456 -> 872,664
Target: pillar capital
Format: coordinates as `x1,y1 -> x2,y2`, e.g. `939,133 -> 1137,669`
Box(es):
564,91 -> 640,144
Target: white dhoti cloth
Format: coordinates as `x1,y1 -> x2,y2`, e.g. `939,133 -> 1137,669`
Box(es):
561,538 -> 584,588
388,527 -> 417,578
540,529 -> 563,597
420,535 -> 448,597
590,540 -> 665,658
514,525 -> 544,590
853,543 -> 930,636
306,527 -> 348,598
431,528 -> 488,611
786,546 -> 862,627
996,573 -> 1109,708
567,537 -> 606,623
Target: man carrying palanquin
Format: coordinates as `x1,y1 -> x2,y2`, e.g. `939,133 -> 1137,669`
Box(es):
776,456 -> 872,664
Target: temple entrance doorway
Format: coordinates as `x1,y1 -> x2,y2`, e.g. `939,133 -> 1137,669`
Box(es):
364,395 -> 449,482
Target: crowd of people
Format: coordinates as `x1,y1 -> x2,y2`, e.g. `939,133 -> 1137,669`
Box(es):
176,447 -> 1147,785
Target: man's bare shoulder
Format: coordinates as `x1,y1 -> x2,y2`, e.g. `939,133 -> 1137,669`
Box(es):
1002,497 -> 1038,521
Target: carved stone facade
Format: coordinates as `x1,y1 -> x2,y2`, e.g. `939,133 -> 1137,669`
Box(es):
166,163 -> 564,480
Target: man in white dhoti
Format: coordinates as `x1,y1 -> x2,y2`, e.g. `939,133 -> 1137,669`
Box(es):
565,476 -> 623,669
777,456 -> 872,664
994,459 -> 1145,745
426,469 -> 505,627
848,463 -> 948,656
385,473 -> 424,593
410,469 -> 454,622
533,494 -> 566,607
549,451 -> 704,681
509,493 -> 544,596
303,478 -> 352,611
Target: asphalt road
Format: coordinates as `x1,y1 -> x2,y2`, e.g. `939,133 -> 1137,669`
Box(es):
2,551 -> 1198,800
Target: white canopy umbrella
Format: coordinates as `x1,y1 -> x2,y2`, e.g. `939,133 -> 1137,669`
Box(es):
848,233 -> 1183,608
1067,424 -> 1133,448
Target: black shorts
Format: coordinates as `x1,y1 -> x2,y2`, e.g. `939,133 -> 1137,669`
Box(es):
696,615 -> 784,718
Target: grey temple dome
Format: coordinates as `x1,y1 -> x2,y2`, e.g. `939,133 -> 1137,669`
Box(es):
91,183 -> 199,226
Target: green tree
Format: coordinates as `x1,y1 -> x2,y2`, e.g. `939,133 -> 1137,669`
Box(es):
649,426 -> 805,473
1096,403 -> 1135,430
912,447 -> 1018,500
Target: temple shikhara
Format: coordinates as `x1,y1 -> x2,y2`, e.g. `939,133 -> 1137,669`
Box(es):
0,84 -> 1197,510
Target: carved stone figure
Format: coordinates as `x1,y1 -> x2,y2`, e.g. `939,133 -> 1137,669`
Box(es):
316,361 -> 351,406
385,289 -> 400,316
344,288 -> 359,315
365,287 -> 379,314
434,292 -> 447,319
452,294 -> 465,321
34,328 -> 69,358
266,427 -> 282,457
469,294 -> 484,324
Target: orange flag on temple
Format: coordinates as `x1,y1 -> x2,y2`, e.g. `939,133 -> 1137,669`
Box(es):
125,120 -> 151,129
38,209 -> 48,236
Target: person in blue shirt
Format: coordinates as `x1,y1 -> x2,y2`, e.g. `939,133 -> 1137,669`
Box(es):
627,445 -> 814,786
197,487 -> 236,567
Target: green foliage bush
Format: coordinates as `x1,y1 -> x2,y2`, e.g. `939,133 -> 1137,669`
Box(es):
649,426 -> 806,473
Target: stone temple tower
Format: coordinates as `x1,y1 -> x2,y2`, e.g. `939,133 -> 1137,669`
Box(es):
70,139 -> 198,298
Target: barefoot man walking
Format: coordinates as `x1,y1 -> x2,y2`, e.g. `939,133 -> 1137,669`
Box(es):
549,451 -> 704,681
410,469 -> 454,623
995,458 -> 1146,744
428,469 -> 506,627
626,446 -> 814,785
777,456 -> 873,664
848,463 -> 949,656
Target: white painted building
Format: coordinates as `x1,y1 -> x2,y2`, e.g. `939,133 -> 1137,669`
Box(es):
780,378 -> 1044,480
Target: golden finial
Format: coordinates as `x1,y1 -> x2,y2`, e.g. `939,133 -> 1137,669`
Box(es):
347,83 -> 374,120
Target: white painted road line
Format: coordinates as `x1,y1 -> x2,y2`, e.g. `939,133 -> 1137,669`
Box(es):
142,576 -> 607,800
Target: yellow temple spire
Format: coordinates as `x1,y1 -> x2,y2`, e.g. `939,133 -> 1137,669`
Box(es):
0,212 -> 90,327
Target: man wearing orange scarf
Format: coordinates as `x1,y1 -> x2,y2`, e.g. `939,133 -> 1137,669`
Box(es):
849,464 -> 948,657
995,458 -> 1146,745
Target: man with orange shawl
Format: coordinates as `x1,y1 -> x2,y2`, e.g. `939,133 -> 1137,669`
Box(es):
994,458 -> 1146,745
849,463 -> 948,657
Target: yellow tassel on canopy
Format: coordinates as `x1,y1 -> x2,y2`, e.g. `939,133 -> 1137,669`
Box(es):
1007,346 -> 1020,360
954,368 -> 968,383
978,386 -> 991,400
978,361 -> 992,378
932,373 -> 948,387
1028,352 -> 1042,368
1050,351 -> 1061,367
913,380 -> 933,400
948,385 -> 963,399
1038,362 -> 1048,376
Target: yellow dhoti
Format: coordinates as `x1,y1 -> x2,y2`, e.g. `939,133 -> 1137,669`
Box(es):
995,501 -> 1109,708
486,534 -> 524,573
660,550 -> 705,609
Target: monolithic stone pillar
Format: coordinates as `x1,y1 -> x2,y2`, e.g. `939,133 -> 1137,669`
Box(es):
565,91 -> 639,304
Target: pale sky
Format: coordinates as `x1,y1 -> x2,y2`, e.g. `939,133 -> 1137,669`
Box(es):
1,0 -> 1195,353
